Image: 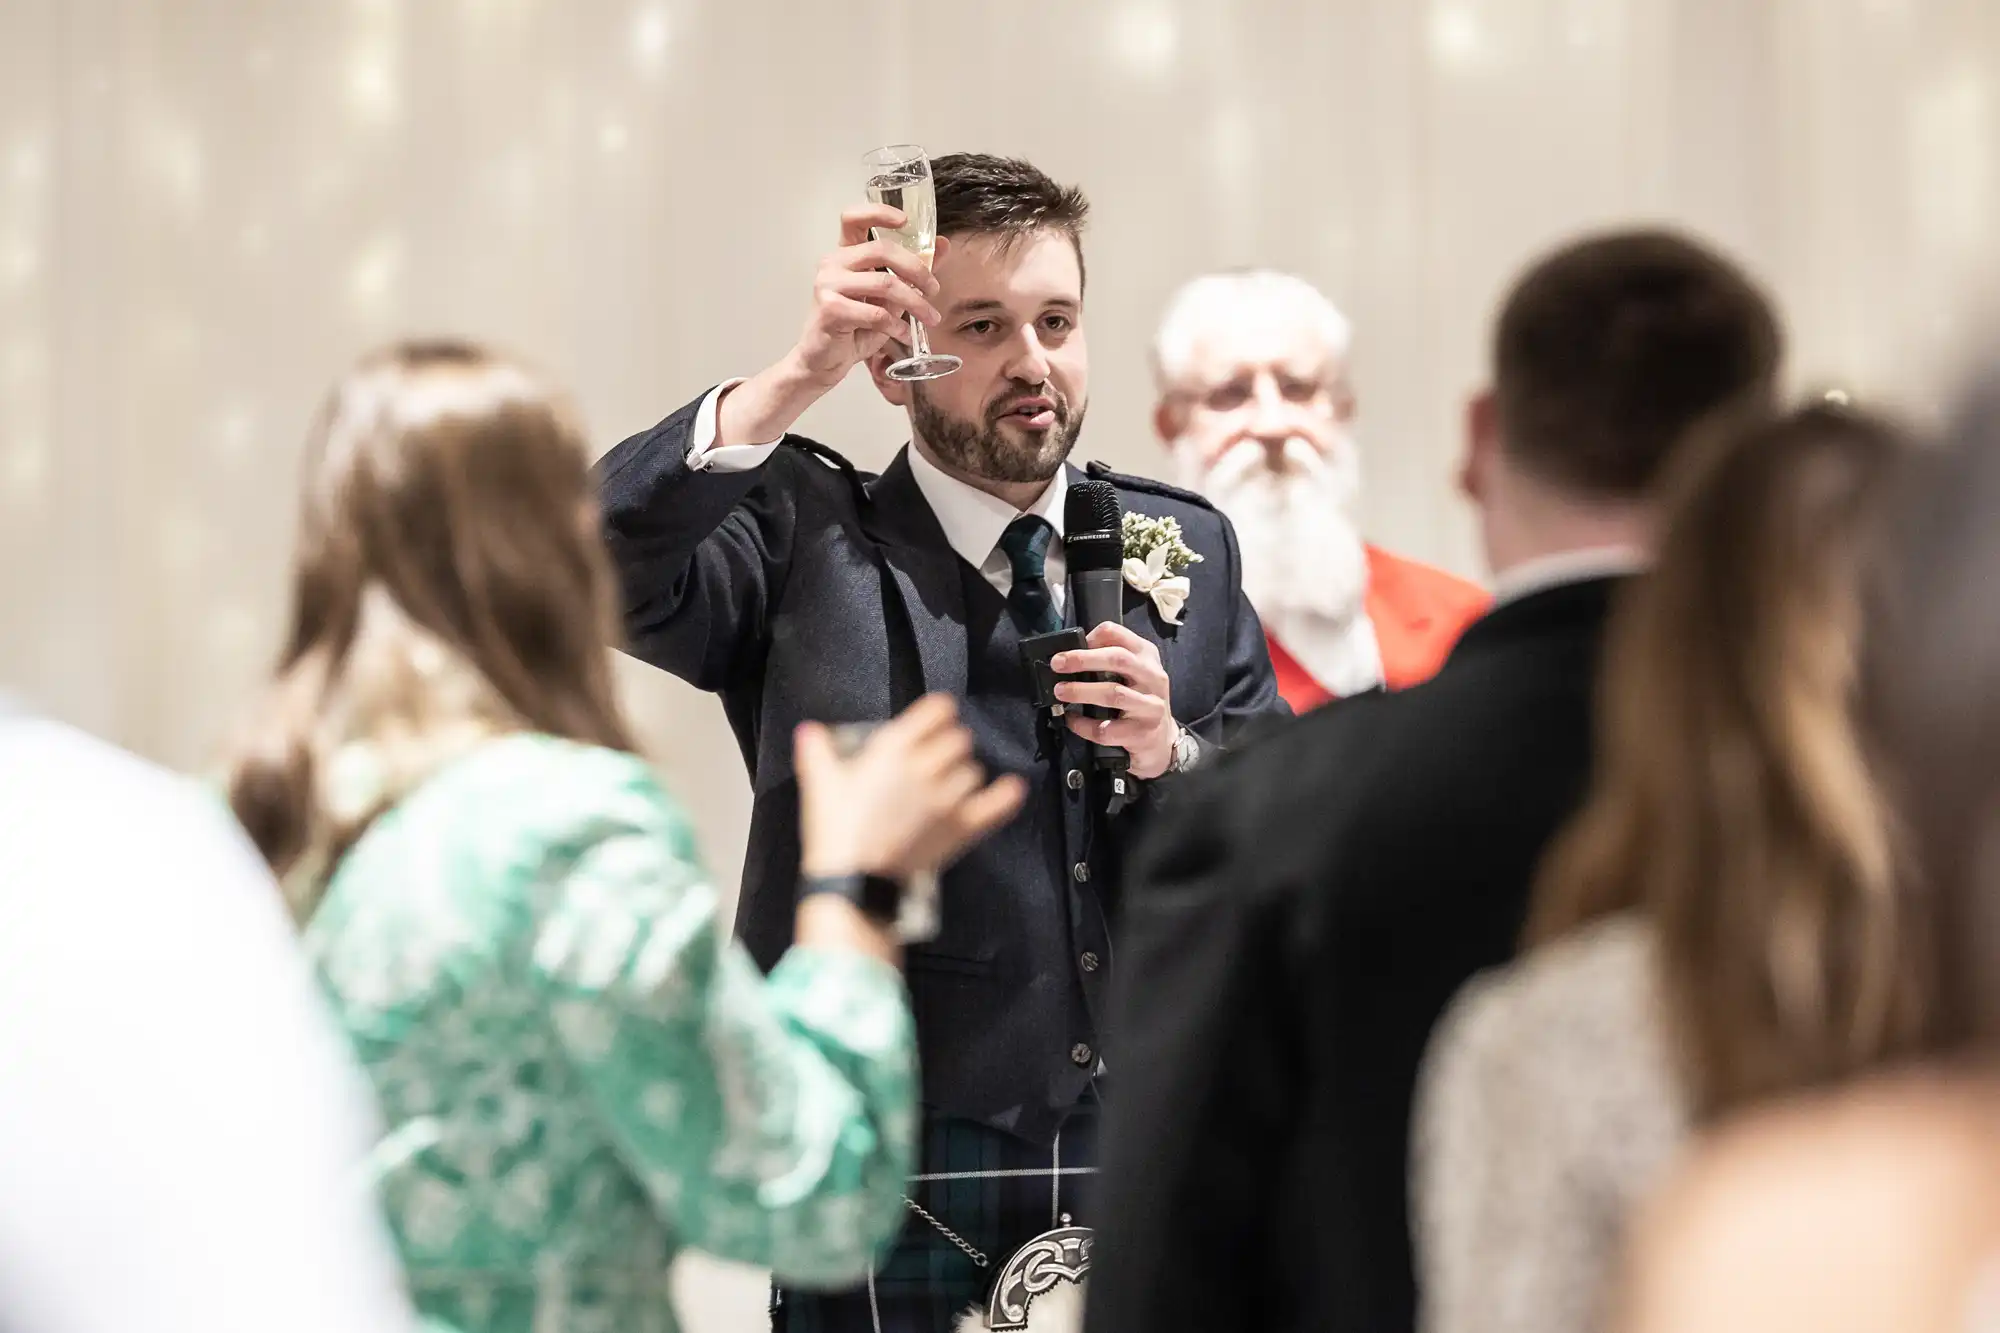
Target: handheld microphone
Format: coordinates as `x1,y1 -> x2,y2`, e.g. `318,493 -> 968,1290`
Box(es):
1064,480 -> 1130,781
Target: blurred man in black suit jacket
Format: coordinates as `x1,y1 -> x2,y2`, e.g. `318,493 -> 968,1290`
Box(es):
1085,230 -> 1784,1333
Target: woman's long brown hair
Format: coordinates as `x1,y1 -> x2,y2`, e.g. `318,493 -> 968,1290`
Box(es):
1525,403 -> 1931,1120
224,341 -> 636,918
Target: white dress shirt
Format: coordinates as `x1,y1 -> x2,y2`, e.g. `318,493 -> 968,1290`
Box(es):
1490,545 -> 1649,608
0,708 -> 419,1333
689,379 -> 1071,608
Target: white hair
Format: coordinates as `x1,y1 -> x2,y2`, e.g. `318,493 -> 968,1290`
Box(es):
1151,269 -> 1353,392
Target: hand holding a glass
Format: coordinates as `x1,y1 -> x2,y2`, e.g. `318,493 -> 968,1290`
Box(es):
786,205 -> 947,389
793,695 -> 1025,954
716,145 -> 958,447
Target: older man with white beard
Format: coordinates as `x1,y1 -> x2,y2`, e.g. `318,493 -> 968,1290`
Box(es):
1152,270 -> 1488,711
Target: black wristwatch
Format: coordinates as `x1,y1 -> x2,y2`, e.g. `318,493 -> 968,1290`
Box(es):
799,872 -> 903,925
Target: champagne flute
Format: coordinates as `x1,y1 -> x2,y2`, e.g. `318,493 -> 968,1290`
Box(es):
862,144 -> 961,382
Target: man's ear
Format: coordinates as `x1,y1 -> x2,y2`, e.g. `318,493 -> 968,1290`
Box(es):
1458,387 -> 1499,503
868,348 -> 914,407
1152,398 -> 1183,448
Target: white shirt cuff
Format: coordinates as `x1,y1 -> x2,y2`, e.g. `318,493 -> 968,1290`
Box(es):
687,378 -> 784,473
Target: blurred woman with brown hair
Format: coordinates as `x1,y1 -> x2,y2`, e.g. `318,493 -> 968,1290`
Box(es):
1411,402 -> 1929,1333
224,341 -> 1023,1333
1615,371 -> 2000,1333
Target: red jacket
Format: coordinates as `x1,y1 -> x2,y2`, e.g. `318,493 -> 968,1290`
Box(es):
1266,545 -> 1488,712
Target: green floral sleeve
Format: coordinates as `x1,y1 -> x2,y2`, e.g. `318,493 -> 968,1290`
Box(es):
529,821 -> 917,1286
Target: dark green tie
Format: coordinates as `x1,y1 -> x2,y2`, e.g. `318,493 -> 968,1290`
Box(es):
998,514 -> 1062,635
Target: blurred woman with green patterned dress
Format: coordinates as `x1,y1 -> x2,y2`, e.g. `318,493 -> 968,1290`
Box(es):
223,341 -> 1024,1333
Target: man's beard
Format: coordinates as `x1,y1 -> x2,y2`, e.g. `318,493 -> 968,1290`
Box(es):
912,382 -> 1086,485
1185,433 -> 1370,628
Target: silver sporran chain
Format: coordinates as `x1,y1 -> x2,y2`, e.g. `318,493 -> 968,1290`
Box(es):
902,1194 -> 989,1269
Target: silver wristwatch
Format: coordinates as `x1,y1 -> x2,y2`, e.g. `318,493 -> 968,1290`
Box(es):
1167,723 -> 1201,776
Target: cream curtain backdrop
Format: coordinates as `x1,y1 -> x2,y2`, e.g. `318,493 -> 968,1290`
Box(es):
2,0 -> 1996,1326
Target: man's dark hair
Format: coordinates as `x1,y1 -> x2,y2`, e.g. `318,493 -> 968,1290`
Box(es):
932,153 -> 1090,284
1494,229 -> 1782,498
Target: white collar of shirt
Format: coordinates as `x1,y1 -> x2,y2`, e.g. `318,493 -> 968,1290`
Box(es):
905,441 -> 1070,604
1490,545 -> 1649,608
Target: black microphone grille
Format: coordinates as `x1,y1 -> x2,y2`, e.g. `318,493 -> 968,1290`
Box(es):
1065,479 -> 1123,539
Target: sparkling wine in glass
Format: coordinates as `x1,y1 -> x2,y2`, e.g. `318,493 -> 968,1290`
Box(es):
862,144 -> 961,382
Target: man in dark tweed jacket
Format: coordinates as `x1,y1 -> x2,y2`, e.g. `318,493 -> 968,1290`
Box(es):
595,153 -> 1284,1331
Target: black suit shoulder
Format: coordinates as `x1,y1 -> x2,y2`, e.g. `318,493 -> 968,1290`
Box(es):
775,434 -> 879,496
1334,599 -> 1605,841
1085,459 -> 1215,510
692,434 -> 874,522
1135,689 -> 1392,918
1093,462 -> 1228,542
1168,687 -> 1393,831
1171,588 -> 1609,914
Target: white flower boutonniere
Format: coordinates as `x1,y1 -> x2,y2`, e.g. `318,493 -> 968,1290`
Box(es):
1121,512 -> 1203,625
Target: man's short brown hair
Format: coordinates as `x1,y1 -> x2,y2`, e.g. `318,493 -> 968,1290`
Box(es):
932,153 -> 1090,285
1495,229 -> 1782,498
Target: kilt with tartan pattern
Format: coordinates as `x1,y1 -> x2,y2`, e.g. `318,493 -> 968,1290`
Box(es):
772,1093 -> 1100,1332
